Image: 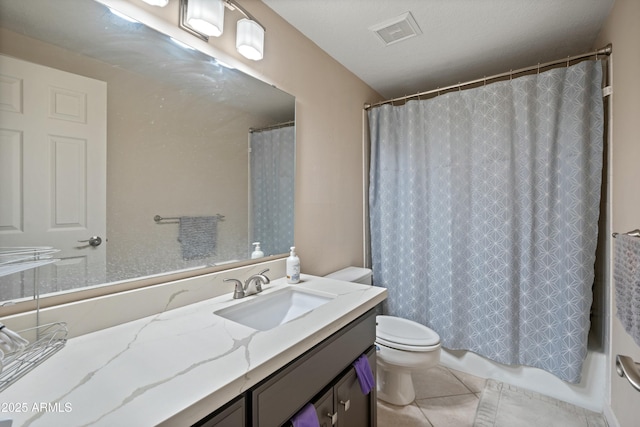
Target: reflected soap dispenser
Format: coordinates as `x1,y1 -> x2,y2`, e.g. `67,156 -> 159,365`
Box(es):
286,246 -> 300,284
251,242 -> 264,259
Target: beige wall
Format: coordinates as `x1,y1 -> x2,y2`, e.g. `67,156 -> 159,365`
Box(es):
126,0 -> 382,275
596,0 -> 640,425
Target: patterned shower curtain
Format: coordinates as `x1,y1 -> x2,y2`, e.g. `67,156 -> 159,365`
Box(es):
250,125 -> 295,256
368,60 -> 603,383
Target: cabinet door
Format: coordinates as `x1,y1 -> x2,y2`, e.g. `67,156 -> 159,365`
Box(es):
314,388 -> 336,427
251,310 -> 376,426
335,349 -> 376,427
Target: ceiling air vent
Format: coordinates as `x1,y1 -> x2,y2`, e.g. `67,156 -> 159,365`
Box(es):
369,12 -> 422,46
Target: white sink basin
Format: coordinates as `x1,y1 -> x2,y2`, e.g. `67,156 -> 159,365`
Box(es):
214,287 -> 335,331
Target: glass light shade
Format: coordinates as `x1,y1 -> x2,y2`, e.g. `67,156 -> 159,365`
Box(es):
236,18 -> 264,61
187,0 -> 225,37
142,0 -> 169,6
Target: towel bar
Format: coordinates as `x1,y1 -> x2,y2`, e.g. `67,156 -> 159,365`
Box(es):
154,214 -> 225,224
612,228 -> 640,238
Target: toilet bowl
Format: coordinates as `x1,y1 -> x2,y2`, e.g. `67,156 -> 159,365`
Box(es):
375,315 -> 441,405
324,267 -> 441,406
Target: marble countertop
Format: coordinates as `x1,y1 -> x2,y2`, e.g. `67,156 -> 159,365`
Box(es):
0,275 -> 386,426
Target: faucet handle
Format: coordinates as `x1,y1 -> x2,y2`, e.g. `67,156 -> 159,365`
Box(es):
257,269 -> 271,284
253,269 -> 270,292
224,278 -> 244,299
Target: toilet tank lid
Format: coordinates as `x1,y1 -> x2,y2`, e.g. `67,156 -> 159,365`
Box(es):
324,266 -> 372,283
376,315 -> 440,346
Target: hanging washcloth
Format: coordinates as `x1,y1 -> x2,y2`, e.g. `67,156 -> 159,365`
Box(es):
290,403 -> 320,427
614,234 -> 640,346
352,353 -> 375,395
177,216 -> 218,260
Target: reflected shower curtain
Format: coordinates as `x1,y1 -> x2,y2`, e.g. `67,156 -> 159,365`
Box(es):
250,125 -> 295,256
368,61 -> 603,383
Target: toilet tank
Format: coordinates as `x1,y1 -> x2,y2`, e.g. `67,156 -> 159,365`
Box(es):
325,267 -> 372,285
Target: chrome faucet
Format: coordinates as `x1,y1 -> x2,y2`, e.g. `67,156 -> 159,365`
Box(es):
244,269 -> 271,296
224,269 -> 271,299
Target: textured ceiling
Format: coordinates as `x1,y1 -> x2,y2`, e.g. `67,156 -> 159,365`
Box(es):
261,0 -> 615,99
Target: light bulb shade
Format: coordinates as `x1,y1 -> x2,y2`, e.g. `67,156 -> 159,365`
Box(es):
236,18 -> 264,61
142,0 -> 169,6
187,0 -> 225,37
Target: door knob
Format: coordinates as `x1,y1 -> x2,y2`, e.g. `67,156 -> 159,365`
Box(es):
78,236 -> 102,247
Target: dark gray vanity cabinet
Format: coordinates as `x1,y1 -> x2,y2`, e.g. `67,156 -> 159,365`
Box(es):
251,309 -> 376,427
336,349 -> 376,427
313,348 -> 377,427
194,309 -> 377,427
193,395 -> 245,427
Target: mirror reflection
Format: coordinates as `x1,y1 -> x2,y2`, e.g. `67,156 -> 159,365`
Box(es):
0,0 -> 295,305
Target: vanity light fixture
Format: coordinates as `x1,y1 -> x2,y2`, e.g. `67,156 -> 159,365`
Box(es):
185,0 -> 225,37
141,0 -> 169,6
236,18 -> 264,61
179,0 -> 265,60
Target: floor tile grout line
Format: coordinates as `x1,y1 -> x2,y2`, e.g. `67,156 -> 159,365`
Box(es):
377,364 -> 488,426
412,401 -> 435,427
413,394 -> 482,427
446,367 -> 482,395
415,391 -> 480,401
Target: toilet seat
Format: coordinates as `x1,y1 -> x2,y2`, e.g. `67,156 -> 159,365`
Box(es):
376,315 -> 440,352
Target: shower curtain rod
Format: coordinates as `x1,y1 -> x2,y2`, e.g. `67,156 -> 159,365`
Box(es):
364,44 -> 612,110
249,120 -> 295,133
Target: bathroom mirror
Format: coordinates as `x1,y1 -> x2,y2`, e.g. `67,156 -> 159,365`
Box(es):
0,0 -> 295,308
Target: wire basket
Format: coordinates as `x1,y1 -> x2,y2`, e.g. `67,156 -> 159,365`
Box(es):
0,322 -> 68,392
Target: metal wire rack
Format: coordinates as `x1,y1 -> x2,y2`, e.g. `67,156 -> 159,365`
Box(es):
0,322 -> 68,392
0,247 -> 60,278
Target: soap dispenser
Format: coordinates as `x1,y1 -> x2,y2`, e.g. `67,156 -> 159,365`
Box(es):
286,246 -> 300,284
251,242 -> 264,259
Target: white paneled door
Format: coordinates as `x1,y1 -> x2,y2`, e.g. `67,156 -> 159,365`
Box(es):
0,54 -> 107,298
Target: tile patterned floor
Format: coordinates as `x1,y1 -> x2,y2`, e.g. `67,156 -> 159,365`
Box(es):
377,365 -> 487,427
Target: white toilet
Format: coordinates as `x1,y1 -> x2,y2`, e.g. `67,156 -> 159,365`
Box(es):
324,267 -> 441,406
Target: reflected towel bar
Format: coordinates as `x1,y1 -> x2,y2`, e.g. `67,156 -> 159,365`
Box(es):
612,229 -> 640,238
154,214 -> 225,224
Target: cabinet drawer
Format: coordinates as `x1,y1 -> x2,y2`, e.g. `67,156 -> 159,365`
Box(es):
193,395 -> 245,427
251,309 -> 376,427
